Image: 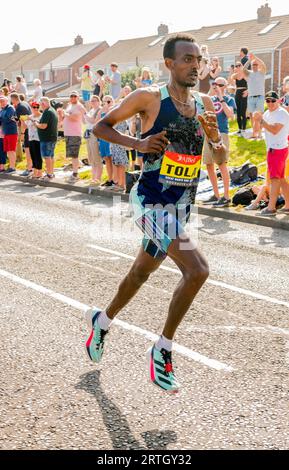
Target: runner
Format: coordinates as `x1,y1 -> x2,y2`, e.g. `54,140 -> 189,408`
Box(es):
88,34 -> 227,393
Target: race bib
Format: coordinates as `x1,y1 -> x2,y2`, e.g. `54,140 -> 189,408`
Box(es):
159,151 -> 201,187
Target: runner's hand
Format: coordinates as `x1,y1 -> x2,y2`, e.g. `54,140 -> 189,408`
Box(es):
198,112 -> 220,142
136,131 -> 169,153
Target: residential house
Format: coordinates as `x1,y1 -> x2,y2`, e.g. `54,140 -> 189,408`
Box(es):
0,43 -> 38,83
39,36 -> 109,97
88,4 -> 289,93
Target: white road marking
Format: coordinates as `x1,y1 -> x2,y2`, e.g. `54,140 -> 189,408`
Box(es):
0,218 -> 11,223
185,325 -> 289,337
87,244 -> 289,310
0,267 -> 235,372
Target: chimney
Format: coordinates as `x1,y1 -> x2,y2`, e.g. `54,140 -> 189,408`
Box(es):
257,3 -> 272,23
74,35 -> 83,46
157,24 -> 169,36
12,43 -> 20,53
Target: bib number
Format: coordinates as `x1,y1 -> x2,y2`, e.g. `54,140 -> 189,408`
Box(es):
159,151 -> 201,187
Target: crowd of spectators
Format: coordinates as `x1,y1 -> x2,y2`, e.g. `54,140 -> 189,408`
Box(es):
0,53 -> 289,213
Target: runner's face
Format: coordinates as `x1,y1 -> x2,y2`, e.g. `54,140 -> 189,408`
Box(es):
169,42 -> 202,88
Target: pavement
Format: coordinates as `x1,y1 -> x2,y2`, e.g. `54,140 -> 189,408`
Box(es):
1,171 -> 289,232
0,180 -> 289,450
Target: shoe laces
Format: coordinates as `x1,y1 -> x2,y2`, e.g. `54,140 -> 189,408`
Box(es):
160,349 -> 174,374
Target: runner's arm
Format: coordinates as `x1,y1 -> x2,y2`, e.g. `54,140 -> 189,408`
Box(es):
93,89 -> 168,153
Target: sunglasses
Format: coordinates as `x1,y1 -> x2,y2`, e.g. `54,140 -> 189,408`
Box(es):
235,64 -> 242,68
103,100 -> 111,104
265,98 -> 277,103
212,83 -> 225,87
32,106 -> 40,109
70,95 -> 78,98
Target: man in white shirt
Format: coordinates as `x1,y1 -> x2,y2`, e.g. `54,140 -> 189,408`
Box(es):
254,91 -> 289,216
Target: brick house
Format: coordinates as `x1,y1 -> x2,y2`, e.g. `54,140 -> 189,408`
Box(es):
39,36 -> 109,97
0,43 -> 38,83
89,4 -> 289,93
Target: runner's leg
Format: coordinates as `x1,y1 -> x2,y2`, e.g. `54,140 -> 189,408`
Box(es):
106,247 -> 164,319
162,234 -> 209,340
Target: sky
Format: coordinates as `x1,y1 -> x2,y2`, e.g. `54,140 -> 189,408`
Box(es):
0,0 -> 288,53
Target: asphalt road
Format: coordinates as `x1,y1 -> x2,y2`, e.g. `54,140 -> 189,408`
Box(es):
0,179 -> 289,450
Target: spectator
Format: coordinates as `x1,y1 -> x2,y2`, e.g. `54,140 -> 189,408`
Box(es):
105,63 -> 122,100
97,96 -> 114,187
135,67 -> 153,88
245,181 -> 270,211
200,44 -> 210,61
1,87 -> 9,97
0,95 -> 18,173
116,85 -> 132,103
202,77 -> 235,207
14,76 -> 28,99
35,97 -> 58,180
62,91 -> 86,183
93,70 -> 105,100
209,57 -> 222,84
281,76 -> 289,111
10,92 -> 32,177
25,102 -> 42,178
2,79 -> 14,93
30,79 -> 43,103
110,117 -> 129,192
0,116 -> 6,172
240,47 -> 249,66
84,95 -> 102,184
76,65 -> 94,108
55,102 -> 65,138
254,91 -> 289,216
198,58 -> 211,94
227,65 -> 236,86
243,53 -> 266,139
231,62 -> 248,135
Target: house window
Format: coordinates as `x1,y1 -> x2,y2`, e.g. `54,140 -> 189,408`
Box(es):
148,36 -> 164,47
208,31 -> 222,40
258,22 -> 279,35
220,29 -> 235,39
44,70 -> 50,81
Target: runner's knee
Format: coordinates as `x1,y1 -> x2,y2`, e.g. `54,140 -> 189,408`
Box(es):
129,263 -> 151,286
183,262 -> 209,287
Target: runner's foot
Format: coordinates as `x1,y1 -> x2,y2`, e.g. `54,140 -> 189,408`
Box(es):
85,309 -> 108,363
147,345 -> 180,393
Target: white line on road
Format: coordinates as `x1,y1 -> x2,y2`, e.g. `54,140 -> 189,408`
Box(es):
0,267 -> 235,372
0,218 -> 11,223
87,244 -> 289,311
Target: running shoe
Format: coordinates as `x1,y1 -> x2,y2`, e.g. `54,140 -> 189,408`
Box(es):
212,197 -> 231,208
202,195 -> 219,205
147,345 -> 180,393
85,308 -> 108,363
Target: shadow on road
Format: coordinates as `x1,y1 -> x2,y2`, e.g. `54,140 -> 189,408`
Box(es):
76,370 -> 177,450
258,226 -> 289,248
198,215 -> 238,236
0,180 -> 114,208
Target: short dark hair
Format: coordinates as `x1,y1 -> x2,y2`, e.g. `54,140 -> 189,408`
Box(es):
163,33 -> 196,60
10,92 -> 20,101
97,69 -> 104,76
241,47 -> 248,55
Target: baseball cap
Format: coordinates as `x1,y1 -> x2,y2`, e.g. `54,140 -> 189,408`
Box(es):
0,95 -> 9,101
265,90 -> 279,100
83,64 -> 90,70
70,90 -> 79,97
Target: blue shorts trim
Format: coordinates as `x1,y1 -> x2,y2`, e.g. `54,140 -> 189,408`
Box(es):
130,184 -> 187,259
40,141 -> 56,158
82,90 -> 91,102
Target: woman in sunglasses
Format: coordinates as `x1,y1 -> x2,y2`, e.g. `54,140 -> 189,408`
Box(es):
25,102 -> 43,178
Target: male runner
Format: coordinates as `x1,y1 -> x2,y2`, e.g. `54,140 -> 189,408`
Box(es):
87,34 -> 226,393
